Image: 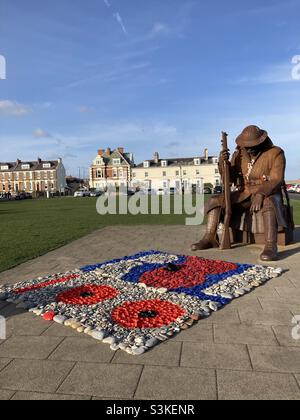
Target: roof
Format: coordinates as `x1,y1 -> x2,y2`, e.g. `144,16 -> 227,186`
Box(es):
135,156 -> 217,168
93,149 -> 134,166
0,160 -> 60,172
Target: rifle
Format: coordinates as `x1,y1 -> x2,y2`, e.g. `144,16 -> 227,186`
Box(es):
220,132 -> 232,249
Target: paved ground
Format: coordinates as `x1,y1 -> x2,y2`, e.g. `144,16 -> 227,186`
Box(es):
0,225 -> 300,400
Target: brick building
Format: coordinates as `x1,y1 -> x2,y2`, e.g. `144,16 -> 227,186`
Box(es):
0,158 -> 67,195
89,148 -> 134,190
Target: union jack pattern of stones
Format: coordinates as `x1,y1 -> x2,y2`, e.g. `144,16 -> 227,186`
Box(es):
0,251 -> 282,355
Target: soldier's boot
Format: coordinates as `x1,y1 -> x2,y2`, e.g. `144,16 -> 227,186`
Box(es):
191,208 -> 220,251
260,210 -> 279,261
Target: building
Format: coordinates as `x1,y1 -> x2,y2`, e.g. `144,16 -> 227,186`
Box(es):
0,158 -> 67,195
131,150 -> 220,192
89,147 -> 134,190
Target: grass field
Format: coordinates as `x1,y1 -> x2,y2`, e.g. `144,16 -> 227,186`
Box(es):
0,196 -> 299,273
0,196 -> 197,273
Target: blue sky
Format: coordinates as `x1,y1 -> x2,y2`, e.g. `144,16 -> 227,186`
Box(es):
0,0 -> 300,178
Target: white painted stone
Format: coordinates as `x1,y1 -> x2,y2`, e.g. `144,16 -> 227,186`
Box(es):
92,330 -> 105,341
103,336 -> 116,345
145,337 -> 159,348
84,326 -> 92,334
53,315 -> 66,324
132,347 -> 146,356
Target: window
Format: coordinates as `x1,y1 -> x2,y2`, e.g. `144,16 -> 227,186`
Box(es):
196,170 -> 200,175
215,169 -> 219,174
132,173 -> 136,178
43,163 -> 51,169
163,182 -> 168,188
163,171 -> 167,177
113,159 -> 121,165
96,158 -> 104,165
161,160 -> 167,167
119,169 -> 124,178
145,172 -> 149,178
144,161 -> 150,168
113,168 -> 118,178
97,170 -> 103,178
176,171 -> 180,176
194,159 -> 200,166
183,170 -> 187,176
22,164 -> 30,170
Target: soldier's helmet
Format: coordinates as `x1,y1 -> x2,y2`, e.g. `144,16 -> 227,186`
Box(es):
236,125 -> 268,148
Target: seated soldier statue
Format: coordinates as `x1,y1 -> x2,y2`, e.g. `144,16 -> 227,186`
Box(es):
192,125 -> 290,262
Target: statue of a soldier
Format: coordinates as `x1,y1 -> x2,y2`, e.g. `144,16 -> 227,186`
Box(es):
192,125 -> 291,261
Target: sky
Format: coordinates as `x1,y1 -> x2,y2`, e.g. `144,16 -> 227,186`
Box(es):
0,0 -> 300,178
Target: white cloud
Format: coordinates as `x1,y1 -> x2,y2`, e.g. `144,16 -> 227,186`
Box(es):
151,23 -> 171,37
113,12 -> 128,35
0,100 -> 30,116
233,63 -> 295,85
64,61 -> 151,89
33,128 -> 51,138
33,128 -> 64,147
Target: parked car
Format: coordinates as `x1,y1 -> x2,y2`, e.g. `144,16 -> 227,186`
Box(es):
139,189 -> 155,195
89,190 -> 102,197
295,184 -> 300,193
169,187 -> 177,195
119,189 -> 136,196
204,187 -> 212,194
157,188 -> 166,196
74,190 -> 86,198
214,186 -> 223,194
286,184 -> 296,193
15,192 -> 32,200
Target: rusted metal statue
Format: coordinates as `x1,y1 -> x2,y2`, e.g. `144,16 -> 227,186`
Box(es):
192,125 -> 294,261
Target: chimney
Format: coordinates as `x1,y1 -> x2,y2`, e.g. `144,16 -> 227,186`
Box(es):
98,149 -> 104,156
37,157 -> 42,164
106,148 -> 111,156
117,147 -> 124,154
204,148 -> 209,161
16,159 -> 21,165
153,152 -> 159,164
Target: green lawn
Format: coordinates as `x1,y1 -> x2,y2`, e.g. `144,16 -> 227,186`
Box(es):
0,196 -> 192,273
0,196 -> 299,273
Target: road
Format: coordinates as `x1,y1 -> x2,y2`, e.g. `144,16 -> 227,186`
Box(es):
289,193 -> 300,201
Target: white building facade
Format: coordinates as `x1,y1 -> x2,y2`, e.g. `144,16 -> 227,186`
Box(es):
131,150 -> 221,192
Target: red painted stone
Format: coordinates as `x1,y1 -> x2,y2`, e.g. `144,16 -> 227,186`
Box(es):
139,256 -> 237,290
112,299 -> 186,329
43,311 -> 55,321
56,285 -> 119,305
14,274 -> 80,295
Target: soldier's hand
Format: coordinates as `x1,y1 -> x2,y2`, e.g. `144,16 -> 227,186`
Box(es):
250,194 -> 264,213
220,150 -> 230,162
